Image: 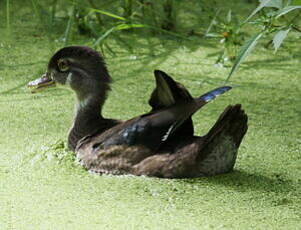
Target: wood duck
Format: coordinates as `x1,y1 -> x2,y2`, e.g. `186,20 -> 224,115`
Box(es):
28,46 -> 248,178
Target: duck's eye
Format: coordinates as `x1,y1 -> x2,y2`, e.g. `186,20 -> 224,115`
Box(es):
57,59 -> 69,72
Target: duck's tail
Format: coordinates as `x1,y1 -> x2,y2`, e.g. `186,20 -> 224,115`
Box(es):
196,104 -> 248,176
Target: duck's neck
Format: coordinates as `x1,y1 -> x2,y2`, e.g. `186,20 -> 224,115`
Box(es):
68,90 -> 107,151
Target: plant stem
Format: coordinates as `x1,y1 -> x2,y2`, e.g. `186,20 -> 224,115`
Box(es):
123,0 -> 133,19
64,5 -> 75,46
162,0 -> 175,31
139,0 -> 145,17
6,0 -> 10,31
292,25 -> 301,32
51,0 -> 58,25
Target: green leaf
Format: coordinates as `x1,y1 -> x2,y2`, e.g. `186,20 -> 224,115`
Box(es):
245,0 -> 278,22
205,33 -> 223,38
227,10 -> 232,23
225,32 -> 263,83
205,9 -> 221,37
272,28 -> 290,53
259,0 -> 283,8
89,8 -> 126,21
292,0 -> 301,5
93,27 -> 116,47
275,6 -> 301,18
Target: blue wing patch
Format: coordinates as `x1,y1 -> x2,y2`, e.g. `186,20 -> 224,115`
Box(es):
200,86 -> 232,102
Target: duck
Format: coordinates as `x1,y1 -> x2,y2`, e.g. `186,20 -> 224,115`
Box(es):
28,46 -> 248,178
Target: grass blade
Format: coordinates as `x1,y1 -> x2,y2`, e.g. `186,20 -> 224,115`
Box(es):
93,26 -> 116,47
115,23 -> 146,30
205,9 -> 221,37
225,32 -> 263,83
89,8 -> 126,21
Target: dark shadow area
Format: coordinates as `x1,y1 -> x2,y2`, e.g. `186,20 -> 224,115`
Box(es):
181,169 -> 297,194
240,52 -> 301,71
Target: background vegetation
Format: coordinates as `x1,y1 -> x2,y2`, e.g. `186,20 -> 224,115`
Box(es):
4,0 -> 301,81
0,0 -> 300,229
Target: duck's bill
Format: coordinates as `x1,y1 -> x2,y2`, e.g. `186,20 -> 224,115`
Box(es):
27,73 -> 55,93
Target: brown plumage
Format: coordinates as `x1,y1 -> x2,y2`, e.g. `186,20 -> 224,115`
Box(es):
28,46 -> 248,178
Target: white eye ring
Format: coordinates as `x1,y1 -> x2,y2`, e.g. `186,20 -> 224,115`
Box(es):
58,59 -> 69,72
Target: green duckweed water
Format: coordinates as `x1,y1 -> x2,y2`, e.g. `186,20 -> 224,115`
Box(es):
0,1 -> 301,229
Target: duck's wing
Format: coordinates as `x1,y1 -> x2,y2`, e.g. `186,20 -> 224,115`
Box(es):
149,70 -> 195,138
149,70 -> 193,110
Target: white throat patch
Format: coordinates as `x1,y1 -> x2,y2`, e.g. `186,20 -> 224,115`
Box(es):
66,72 -> 73,85
78,96 -> 93,110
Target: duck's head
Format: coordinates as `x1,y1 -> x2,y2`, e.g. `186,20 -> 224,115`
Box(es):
28,46 -> 111,101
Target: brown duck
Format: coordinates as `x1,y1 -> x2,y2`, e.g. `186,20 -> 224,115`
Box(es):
28,46 -> 248,178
